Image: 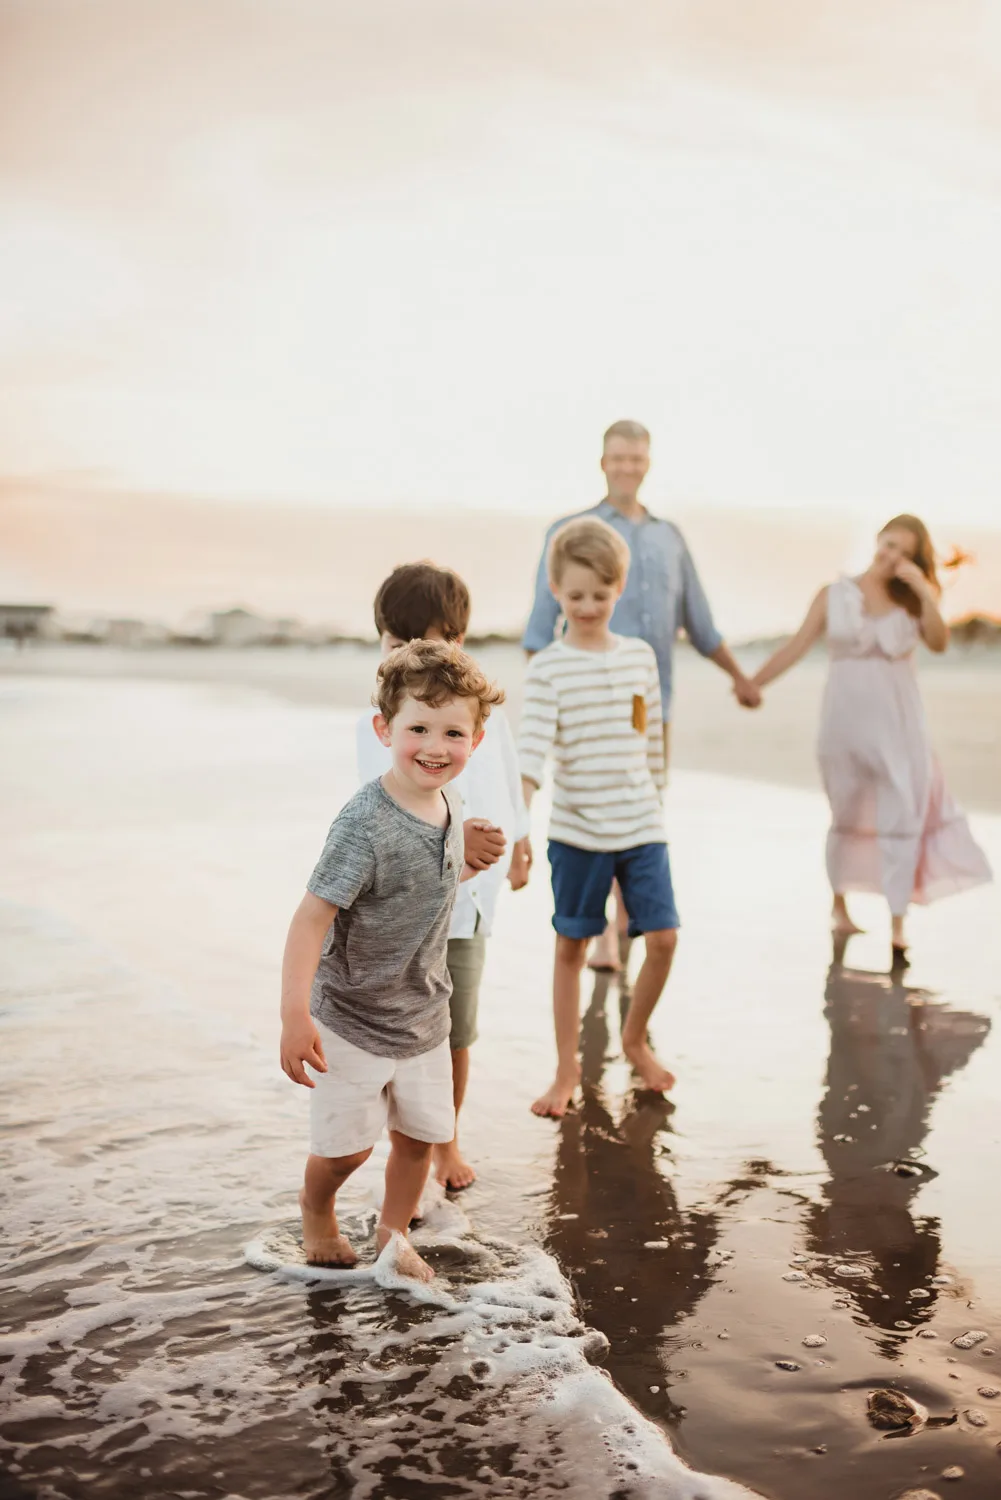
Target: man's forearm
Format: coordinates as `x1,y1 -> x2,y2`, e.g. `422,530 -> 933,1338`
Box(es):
709,643 -> 747,681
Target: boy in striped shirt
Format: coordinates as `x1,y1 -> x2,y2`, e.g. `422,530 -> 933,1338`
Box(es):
519,517 -> 679,1118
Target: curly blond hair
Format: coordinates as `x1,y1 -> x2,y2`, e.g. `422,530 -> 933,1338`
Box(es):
375,639 -> 504,733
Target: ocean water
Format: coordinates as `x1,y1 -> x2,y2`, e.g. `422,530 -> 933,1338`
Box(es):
2,675 -> 1001,1499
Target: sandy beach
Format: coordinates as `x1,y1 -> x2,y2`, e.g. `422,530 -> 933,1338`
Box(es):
1,652 -> 1000,1499
3,638 -> 1001,811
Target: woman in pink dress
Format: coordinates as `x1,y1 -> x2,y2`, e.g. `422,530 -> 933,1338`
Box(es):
751,515 -> 991,967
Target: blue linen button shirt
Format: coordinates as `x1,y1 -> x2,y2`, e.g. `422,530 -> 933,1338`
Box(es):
521,500 -> 723,722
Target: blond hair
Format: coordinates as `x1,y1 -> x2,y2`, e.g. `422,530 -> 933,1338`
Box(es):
603,419 -> 650,448
375,638 -> 504,733
547,516 -> 630,589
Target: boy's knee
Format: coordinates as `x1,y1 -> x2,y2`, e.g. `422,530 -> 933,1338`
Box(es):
555,935 -> 589,969
333,1148 -> 374,1173
390,1130 -> 435,1159
644,928 -> 678,961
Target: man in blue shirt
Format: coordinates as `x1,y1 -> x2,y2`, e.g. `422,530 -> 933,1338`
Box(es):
522,418 -> 761,969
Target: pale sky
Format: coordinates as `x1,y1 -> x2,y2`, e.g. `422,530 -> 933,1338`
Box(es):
2,0 -> 1000,527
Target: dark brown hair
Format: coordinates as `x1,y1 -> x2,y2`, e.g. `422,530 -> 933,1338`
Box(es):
882,514 -> 940,617
373,562 -> 471,642
375,638 -> 504,733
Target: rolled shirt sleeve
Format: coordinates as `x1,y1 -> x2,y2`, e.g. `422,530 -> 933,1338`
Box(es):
678,533 -> 724,659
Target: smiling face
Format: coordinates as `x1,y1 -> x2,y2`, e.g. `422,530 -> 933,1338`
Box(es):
872,524 -> 918,578
551,560 -> 624,641
374,691 -> 482,795
601,435 -> 650,504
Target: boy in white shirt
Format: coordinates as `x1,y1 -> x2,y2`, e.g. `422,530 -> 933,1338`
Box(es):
519,518 -> 679,1120
356,563 -> 532,1190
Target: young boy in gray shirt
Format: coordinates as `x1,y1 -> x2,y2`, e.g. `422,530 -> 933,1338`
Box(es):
280,639 -> 504,1283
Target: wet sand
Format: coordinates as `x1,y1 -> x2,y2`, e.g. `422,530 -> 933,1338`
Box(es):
4,639 -> 1001,812
1,666 -> 1000,1498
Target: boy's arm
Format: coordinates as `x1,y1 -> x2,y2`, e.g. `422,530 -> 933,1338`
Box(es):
517,658 -> 558,796
645,655 -> 666,795
280,892 -> 337,1087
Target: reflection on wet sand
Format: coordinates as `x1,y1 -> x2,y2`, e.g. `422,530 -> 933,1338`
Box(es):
544,975 -> 723,1425
806,949 -> 990,1346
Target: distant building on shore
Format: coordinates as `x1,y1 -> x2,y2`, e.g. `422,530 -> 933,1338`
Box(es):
0,603 -> 55,646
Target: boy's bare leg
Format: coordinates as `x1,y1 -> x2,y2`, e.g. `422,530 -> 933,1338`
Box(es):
433,1047 -> 475,1191
300,1149 -> 372,1265
587,883 -> 623,970
532,935 -> 587,1117
621,928 -> 678,1094
377,1130 -> 436,1283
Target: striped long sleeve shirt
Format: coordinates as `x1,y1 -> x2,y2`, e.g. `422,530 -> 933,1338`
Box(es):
519,636 -> 666,852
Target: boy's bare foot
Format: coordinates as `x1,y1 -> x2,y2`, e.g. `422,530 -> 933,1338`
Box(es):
531,1068 -> 580,1118
433,1142 -> 476,1192
622,1039 -> 676,1094
587,929 -> 620,972
376,1224 -> 435,1284
298,1189 -> 358,1266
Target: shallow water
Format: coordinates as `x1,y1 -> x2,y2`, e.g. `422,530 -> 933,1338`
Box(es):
2,676 -> 1000,1498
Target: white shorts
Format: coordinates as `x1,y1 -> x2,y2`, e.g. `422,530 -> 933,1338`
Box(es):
307,1019 -> 455,1158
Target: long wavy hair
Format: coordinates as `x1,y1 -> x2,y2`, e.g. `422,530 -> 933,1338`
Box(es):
881,514 -> 941,617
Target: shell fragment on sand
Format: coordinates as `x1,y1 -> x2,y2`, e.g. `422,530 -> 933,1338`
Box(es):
866,1388 -> 929,1433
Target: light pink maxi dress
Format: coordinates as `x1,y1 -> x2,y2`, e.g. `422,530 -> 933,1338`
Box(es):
818,576 -> 991,915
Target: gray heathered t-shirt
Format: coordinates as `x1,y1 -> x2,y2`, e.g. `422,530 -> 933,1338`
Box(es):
307,778 -> 465,1059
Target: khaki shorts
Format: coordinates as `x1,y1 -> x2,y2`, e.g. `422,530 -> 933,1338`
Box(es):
446,931 -> 487,1050
308,1020 -> 454,1157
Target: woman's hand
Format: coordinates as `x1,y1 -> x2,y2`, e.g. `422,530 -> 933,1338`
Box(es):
894,558 -> 933,598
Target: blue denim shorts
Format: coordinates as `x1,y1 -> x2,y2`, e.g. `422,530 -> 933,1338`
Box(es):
547,840 -> 680,940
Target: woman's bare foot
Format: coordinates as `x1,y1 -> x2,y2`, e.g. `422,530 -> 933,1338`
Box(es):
531,1068 -> 580,1118
891,915 -> 907,948
433,1141 -> 476,1192
622,1039 -> 676,1094
376,1225 -> 435,1284
299,1189 -> 358,1266
831,897 -> 864,936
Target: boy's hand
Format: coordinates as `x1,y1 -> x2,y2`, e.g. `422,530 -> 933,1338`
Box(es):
507,837 -> 533,891
463,818 -> 507,871
280,1016 -> 327,1088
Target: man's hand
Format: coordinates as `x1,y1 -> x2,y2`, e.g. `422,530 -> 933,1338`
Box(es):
507,837 -> 533,891
464,818 -> 507,871
280,1015 -> 327,1088
733,676 -> 762,709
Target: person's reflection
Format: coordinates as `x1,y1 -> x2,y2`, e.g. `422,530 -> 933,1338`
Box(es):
544,974 -> 721,1424
805,951 -> 989,1343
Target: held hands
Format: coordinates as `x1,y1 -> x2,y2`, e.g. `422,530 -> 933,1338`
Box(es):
280,1015 -> 327,1088
464,818 -> 507,871
732,674 -> 763,709
507,836 -> 533,892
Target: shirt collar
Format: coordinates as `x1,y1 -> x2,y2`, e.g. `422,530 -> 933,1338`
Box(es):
596,497 -> 660,525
